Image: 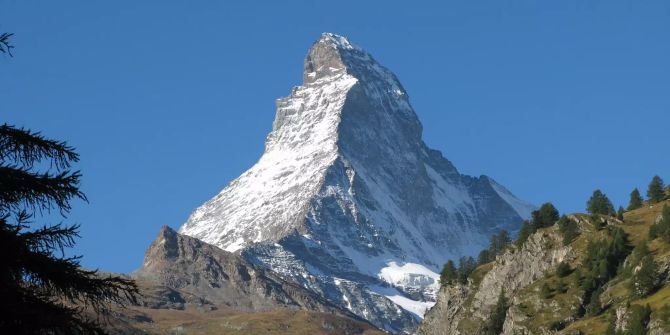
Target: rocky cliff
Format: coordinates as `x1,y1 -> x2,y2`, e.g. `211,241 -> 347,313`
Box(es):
133,226 -> 348,314
101,226 -> 384,335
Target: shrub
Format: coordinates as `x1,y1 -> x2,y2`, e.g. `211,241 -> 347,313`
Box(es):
556,262 -> 572,277
627,304 -> 652,335
541,282 -> 552,299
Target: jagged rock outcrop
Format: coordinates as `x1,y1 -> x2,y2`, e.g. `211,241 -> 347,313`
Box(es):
414,284 -> 469,335
133,226 -> 350,314
472,228 -> 574,319
178,32 -> 532,333
418,225 -> 575,335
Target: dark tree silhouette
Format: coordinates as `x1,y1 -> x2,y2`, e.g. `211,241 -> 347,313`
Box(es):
531,202 -> 559,229
586,189 -> 614,215
440,260 -> 457,286
0,123 -> 138,334
628,188 -> 644,210
484,289 -> 508,335
647,175 -> 665,204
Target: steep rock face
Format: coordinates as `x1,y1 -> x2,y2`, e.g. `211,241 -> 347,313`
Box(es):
134,226 -> 348,314
414,284 -> 469,335
179,33 -> 533,333
418,226 -> 574,335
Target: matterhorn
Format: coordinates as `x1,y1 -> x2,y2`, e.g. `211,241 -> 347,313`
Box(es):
179,33 -> 533,333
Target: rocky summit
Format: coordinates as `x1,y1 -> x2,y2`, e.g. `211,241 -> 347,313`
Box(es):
178,33 -> 533,333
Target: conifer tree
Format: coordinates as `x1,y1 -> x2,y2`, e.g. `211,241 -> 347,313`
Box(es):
0,124 -> 138,335
628,188 -> 644,210
515,220 -> 532,248
478,249 -> 492,265
541,282 -> 552,299
627,304 -> 652,335
484,289 -> 508,335
440,260 -> 457,286
585,287 -> 603,316
631,254 -> 658,298
556,262 -> 572,277
531,202 -> 560,229
557,215 -> 579,245
457,256 -> 476,284
647,175 -> 665,203
587,189 -> 615,215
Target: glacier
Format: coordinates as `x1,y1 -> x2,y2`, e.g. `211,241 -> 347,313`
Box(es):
179,32 -> 533,333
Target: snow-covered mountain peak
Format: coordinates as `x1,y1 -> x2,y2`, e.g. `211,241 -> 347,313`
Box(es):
303,32 -> 362,83
179,33 -> 533,333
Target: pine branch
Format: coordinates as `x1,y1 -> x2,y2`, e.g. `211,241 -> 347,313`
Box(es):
0,32 -> 13,56
22,222 -> 81,254
18,249 -> 139,314
0,124 -> 79,170
0,166 -> 87,215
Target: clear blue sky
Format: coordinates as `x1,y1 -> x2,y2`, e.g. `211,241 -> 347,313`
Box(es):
2,1 -> 669,273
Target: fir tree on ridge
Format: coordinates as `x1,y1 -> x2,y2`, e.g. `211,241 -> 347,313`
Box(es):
647,175 -> 665,203
628,188 -> 644,210
586,189 -> 615,216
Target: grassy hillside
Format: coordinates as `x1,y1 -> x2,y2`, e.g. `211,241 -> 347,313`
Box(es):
510,201 -> 670,334
106,305 -> 385,335
420,199 -> 670,335
562,200 -> 670,334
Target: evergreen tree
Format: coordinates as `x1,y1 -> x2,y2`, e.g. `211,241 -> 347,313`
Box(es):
604,310 -> 617,335
541,282 -> 552,299
484,289 -> 508,335
585,287 -> 603,316
631,254 -> 658,298
617,206 -> 625,221
488,230 -> 511,256
587,189 -> 615,215
557,215 -> 579,245
457,256 -> 477,284
0,124 -> 139,334
531,202 -> 560,229
556,261 -> 572,277
628,188 -> 644,210
647,175 -> 665,203
627,304 -> 652,335
515,220 -> 532,248
440,260 -> 457,286
580,228 -> 631,313
496,229 -> 511,251
556,279 -> 568,293
478,249 -> 492,265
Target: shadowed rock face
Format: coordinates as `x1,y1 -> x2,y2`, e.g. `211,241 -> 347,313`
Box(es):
178,33 -> 534,333
134,226 -> 351,314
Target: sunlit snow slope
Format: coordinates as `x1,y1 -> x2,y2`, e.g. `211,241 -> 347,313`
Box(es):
180,33 -> 532,333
